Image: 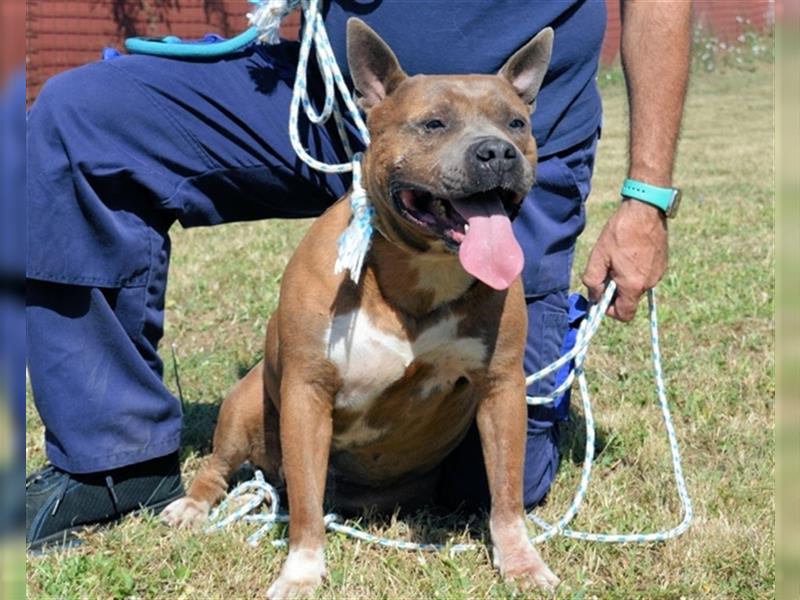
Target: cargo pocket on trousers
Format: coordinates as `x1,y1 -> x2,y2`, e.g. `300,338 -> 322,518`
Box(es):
515,152 -> 588,298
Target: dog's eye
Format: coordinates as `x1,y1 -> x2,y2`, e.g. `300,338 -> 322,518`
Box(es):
424,119 -> 446,131
509,118 -> 526,130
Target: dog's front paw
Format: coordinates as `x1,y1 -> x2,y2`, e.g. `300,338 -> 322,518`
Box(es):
493,541 -> 560,592
491,517 -> 560,592
267,548 -> 325,600
160,497 -> 210,529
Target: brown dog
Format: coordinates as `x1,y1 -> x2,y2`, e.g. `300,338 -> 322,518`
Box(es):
162,18 -> 557,597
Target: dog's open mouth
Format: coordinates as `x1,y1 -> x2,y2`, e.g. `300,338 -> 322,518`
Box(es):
393,187 -> 522,247
391,186 -> 526,291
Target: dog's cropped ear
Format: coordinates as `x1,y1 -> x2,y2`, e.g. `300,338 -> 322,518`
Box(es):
347,18 -> 407,111
498,27 -> 554,108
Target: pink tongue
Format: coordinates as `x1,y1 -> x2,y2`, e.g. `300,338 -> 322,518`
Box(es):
449,197 -> 524,290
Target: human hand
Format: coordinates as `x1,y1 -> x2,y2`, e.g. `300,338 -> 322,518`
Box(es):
582,199 -> 668,322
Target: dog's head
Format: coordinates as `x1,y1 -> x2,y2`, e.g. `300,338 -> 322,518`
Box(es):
347,18 -> 553,290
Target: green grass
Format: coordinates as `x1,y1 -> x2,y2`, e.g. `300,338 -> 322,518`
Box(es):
26,62 -> 774,598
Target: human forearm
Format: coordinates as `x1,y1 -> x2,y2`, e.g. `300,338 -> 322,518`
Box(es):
621,0 -> 692,188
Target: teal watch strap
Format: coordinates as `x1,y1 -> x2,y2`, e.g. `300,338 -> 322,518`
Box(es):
620,179 -> 676,215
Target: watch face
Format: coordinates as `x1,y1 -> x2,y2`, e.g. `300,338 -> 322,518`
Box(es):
667,189 -> 682,218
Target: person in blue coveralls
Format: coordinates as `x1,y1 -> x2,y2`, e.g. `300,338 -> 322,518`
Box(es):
25,0 -> 692,550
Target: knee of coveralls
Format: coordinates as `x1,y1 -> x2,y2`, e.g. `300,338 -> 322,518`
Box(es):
27,60 -> 188,289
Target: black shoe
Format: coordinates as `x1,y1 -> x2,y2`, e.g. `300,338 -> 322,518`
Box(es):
26,451 -> 184,552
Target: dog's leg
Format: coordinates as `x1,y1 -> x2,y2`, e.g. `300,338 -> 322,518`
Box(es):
267,375 -> 333,600
476,374 -> 560,591
162,362 -> 267,529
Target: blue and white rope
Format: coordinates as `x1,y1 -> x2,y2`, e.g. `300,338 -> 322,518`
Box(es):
205,284 -> 693,551
250,0 -> 374,282
205,470 -> 479,552
526,284 -> 693,544
283,0 -> 370,170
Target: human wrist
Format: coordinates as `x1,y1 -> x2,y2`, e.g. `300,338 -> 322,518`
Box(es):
619,192 -> 668,226
620,176 -> 681,220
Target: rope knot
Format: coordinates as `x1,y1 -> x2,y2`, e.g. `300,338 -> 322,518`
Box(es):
334,154 -> 375,283
247,0 -> 302,45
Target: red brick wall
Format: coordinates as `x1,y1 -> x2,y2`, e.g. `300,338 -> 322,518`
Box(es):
27,1 -> 255,103
27,1 -> 775,104
2,0 -> 26,85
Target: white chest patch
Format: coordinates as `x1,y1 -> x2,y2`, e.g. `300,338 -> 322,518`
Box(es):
325,310 -> 487,416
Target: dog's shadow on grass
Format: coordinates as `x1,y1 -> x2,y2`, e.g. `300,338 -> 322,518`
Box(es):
180,402 -> 220,458
178,360 -> 259,459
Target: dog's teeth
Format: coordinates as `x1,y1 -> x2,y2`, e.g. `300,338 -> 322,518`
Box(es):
464,224 -> 470,233
433,200 -> 446,216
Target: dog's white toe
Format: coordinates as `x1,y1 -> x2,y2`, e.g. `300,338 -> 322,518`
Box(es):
533,563 -> 560,591
160,497 -> 210,529
267,548 -> 325,600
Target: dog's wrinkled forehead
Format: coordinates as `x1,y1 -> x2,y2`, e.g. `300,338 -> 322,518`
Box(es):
385,75 -> 530,127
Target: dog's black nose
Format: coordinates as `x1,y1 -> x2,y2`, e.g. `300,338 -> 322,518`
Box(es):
472,138 -> 518,173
